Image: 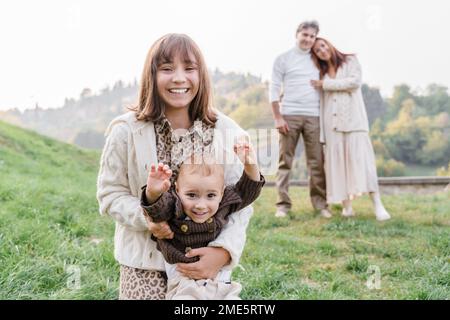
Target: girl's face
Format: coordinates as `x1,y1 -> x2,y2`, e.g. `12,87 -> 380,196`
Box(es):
313,39 -> 332,62
156,53 -> 200,112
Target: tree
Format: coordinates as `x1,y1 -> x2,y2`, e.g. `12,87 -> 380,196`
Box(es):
384,99 -> 450,166
80,88 -> 92,99
422,84 -> 450,115
362,84 -> 387,125
418,130 -> 450,165
386,84 -> 414,121
384,100 -> 426,164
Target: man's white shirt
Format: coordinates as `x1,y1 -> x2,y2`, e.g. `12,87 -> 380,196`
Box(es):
269,46 -> 320,117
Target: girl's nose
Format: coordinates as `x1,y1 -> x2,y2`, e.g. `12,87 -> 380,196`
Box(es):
172,68 -> 186,83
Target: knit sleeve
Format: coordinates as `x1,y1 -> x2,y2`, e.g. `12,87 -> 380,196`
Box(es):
322,56 -> 362,91
231,172 -> 265,212
140,188 -> 176,223
96,122 -> 148,231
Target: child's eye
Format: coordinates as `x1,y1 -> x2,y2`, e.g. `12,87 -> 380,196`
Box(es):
207,193 -> 217,198
186,193 -> 197,198
186,66 -> 196,71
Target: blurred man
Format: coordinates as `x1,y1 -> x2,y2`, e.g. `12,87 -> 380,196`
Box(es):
269,20 -> 331,218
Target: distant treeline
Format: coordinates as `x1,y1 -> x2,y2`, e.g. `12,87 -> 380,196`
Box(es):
0,70 -> 449,177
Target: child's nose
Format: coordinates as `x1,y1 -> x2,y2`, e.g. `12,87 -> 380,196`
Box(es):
195,201 -> 206,209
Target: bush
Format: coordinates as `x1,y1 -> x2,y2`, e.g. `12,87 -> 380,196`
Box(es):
436,163 -> 450,176
376,157 -> 406,177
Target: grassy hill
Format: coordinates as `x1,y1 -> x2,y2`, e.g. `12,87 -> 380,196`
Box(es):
0,121 -> 116,299
0,121 -> 449,299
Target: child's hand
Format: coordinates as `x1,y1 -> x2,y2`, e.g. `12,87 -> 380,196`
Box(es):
234,136 -> 261,181
144,215 -> 174,239
233,141 -> 257,165
146,163 -> 172,202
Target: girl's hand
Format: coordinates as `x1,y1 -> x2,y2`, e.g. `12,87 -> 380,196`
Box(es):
310,79 -> 323,90
176,247 -> 231,280
144,215 -> 174,239
146,163 -> 172,202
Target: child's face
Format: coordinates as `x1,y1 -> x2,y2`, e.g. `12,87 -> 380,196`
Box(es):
156,53 -> 200,112
176,171 -> 224,223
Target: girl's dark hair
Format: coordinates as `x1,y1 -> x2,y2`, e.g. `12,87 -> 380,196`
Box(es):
311,37 -> 354,79
132,33 -> 216,125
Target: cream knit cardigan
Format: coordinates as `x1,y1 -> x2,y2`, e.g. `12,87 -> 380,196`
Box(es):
319,56 -> 370,144
96,111 -> 253,271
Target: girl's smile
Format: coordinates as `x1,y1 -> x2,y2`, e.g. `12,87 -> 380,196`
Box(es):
157,53 -> 200,112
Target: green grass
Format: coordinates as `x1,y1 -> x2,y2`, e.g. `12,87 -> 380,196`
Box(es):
1,120 -> 449,299
236,188 -> 450,299
0,121 -> 116,299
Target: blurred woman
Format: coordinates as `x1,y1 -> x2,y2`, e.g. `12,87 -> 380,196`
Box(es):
310,37 -> 390,221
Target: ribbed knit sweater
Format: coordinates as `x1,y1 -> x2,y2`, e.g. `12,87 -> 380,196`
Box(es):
141,172 -> 265,264
269,46 -> 320,116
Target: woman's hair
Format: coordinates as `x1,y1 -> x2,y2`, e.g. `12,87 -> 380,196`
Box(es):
132,33 -> 217,125
311,37 -> 354,79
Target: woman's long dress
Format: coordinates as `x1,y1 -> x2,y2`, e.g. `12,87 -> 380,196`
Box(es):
322,74 -> 379,204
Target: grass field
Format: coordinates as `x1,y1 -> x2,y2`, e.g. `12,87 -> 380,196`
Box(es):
1,120 -> 449,299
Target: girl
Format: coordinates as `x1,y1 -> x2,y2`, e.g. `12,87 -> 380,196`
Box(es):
310,37 -> 391,221
97,33 -> 253,299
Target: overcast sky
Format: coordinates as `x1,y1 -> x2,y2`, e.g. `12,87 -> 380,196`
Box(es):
1,0 -> 449,111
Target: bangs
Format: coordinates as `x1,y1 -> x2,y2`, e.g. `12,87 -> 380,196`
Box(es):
155,35 -> 199,66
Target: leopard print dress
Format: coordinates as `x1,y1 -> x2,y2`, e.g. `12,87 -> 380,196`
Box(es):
118,117 -> 214,300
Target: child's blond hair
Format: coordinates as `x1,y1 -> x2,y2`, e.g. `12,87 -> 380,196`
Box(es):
178,152 -> 224,184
